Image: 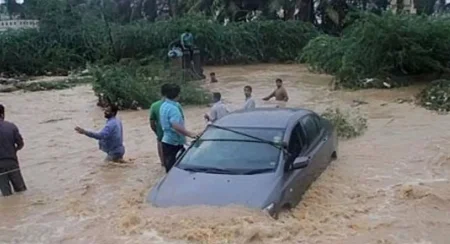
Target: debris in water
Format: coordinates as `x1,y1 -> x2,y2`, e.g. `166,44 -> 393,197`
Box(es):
351,99 -> 368,107
39,117 -> 72,124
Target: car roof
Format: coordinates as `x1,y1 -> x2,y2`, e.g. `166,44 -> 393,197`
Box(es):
214,107 -> 313,129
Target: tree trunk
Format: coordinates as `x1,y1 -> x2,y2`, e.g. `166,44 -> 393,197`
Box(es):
168,0 -> 177,17
143,0 -> 157,21
297,0 -> 313,22
414,0 -> 436,15
396,0 -> 404,12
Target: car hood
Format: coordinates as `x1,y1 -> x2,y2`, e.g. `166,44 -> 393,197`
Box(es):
148,167 -> 279,209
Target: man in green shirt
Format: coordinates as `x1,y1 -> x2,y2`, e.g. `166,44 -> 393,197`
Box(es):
149,84 -> 184,166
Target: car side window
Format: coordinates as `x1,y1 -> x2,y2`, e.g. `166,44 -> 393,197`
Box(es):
311,115 -> 323,134
288,123 -> 302,157
301,115 -> 320,144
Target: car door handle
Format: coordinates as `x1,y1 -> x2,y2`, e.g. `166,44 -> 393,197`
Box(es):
323,136 -> 328,141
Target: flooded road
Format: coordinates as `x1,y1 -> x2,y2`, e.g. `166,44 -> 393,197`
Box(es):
1,64 -> 449,244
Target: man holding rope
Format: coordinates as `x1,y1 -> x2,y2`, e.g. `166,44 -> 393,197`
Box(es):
0,104 -> 27,197
160,84 -> 197,173
149,83 -> 184,167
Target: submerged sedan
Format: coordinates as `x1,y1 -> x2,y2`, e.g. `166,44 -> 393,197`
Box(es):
147,108 -> 338,217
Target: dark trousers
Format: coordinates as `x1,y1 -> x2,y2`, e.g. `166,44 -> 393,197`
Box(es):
184,46 -> 194,62
0,160 -> 27,197
161,142 -> 184,173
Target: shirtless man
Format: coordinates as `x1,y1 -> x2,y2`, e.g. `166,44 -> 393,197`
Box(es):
262,78 -> 289,102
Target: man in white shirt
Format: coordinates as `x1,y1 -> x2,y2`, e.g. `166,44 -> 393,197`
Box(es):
243,85 -> 256,110
204,92 -> 228,123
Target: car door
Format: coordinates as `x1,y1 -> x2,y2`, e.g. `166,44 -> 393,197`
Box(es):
280,122 -> 308,207
301,115 -> 328,183
312,115 -> 334,174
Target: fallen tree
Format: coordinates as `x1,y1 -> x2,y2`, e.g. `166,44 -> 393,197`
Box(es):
417,79 -> 450,113
321,108 -> 368,139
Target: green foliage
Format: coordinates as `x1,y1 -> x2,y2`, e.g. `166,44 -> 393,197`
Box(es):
321,108 -> 367,139
0,16 -> 111,76
417,79 -> 450,112
114,17 -> 318,64
1,11 -> 318,76
89,62 -> 210,109
302,12 -> 450,88
299,35 -> 343,74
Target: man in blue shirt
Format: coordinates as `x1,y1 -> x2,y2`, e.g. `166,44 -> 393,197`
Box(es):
160,84 -> 197,172
75,104 -> 125,163
180,28 -> 194,62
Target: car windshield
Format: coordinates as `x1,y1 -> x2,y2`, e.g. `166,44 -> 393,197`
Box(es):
176,126 -> 284,174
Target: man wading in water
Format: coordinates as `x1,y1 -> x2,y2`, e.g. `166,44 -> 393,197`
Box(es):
149,84 -> 184,166
262,78 -> 289,105
160,84 -> 197,173
243,85 -> 256,110
204,92 -> 228,123
0,104 -> 27,197
75,104 -> 126,163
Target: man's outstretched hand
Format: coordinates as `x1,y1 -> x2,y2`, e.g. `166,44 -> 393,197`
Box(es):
75,126 -> 86,135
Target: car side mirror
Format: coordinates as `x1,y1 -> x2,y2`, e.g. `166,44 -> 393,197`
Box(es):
292,156 -> 310,170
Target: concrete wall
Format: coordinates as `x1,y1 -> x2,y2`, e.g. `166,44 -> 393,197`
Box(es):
0,19 -> 39,32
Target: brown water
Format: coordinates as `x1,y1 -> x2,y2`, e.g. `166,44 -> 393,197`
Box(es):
1,64 -> 449,244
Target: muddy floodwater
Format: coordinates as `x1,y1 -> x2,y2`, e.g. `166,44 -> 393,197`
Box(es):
1,64 -> 449,244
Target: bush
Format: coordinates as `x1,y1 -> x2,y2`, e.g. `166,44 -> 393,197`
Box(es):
321,108 -> 368,139
89,62 -> 210,110
101,15 -> 318,64
417,79 -> 450,112
302,12 -> 450,89
1,14 -> 318,76
299,35 -> 343,74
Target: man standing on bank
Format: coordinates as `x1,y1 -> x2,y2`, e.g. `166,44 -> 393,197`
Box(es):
0,104 -> 27,197
160,84 -> 197,173
180,28 -> 194,62
75,104 -> 125,163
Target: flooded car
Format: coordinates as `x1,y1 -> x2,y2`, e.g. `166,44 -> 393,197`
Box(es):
147,108 -> 338,217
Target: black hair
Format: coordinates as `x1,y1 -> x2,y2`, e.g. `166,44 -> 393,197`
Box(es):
276,78 -> 283,83
244,85 -> 252,92
161,83 -> 171,96
0,104 -> 4,117
185,28 -> 191,32
213,92 -> 221,101
166,84 -> 181,100
109,103 -> 119,115
210,72 -> 215,76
